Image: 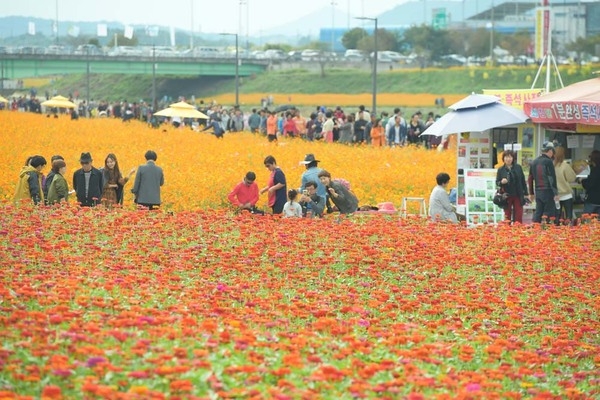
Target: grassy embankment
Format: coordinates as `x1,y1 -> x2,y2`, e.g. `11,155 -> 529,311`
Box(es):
17,63 -> 598,110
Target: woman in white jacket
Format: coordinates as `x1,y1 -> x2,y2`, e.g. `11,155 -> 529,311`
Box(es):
429,172 -> 458,223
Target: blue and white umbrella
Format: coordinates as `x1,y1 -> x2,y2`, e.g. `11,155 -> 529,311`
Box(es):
421,93 -> 530,137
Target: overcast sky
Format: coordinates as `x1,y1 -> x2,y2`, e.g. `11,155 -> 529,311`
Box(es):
3,0 -> 406,35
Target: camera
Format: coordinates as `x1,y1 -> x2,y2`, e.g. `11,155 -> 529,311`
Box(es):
302,190 -> 309,196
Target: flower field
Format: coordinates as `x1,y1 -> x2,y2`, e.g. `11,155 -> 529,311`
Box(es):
1,111 -> 599,398
0,112 -> 455,212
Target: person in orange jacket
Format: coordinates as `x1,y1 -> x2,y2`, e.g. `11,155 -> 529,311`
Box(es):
370,118 -> 385,147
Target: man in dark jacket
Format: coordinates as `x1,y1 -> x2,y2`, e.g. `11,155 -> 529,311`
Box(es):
528,142 -> 559,223
73,152 -> 103,207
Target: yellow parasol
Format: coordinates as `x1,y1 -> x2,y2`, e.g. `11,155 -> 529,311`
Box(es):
0,95 -> 9,104
154,101 -> 208,119
41,95 -> 77,109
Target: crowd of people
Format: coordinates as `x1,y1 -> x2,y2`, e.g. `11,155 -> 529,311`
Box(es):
5,91 -> 448,148
14,151 -> 164,210
496,141 -> 600,225
13,144 -> 600,224
226,153 -> 359,218
198,104 -> 445,148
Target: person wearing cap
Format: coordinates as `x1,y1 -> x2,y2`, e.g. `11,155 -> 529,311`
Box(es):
228,171 -> 261,214
528,142 -> 559,223
131,150 -> 164,210
299,154 -> 327,200
73,152 -> 103,207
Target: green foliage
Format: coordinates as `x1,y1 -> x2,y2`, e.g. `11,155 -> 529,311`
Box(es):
566,33 -> 600,56
40,65 -> 596,102
341,27 -> 368,50
357,28 -> 397,53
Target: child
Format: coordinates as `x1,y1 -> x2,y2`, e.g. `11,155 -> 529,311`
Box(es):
283,189 -> 302,217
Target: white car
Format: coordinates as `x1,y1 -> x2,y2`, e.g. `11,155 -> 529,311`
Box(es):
264,49 -> 285,60
301,49 -> 321,61
154,46 -> 180,57
379,50 -> 404,62
344,49 -> 365,61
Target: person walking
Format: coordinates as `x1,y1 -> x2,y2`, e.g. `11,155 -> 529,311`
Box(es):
73,152 -> 103,207
496,150 -> 528,223
528,142 -> 559,223
131,150 -> 164,210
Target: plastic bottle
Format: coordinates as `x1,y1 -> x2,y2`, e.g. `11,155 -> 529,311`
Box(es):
555,200 -> 561,210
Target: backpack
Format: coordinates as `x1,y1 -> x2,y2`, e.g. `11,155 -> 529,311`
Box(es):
333,178 -> 351,191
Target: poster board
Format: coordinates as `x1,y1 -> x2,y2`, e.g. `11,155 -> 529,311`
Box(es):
463,169 -> 505,225
457,132 -> 491,170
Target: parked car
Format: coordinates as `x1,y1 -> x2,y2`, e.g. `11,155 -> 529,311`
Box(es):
370,52 -> 394,62
193,47 -> 221,58
20,46 -> 44,55
515,55 -> 535,66
75,44 -> 101,55
287,51 -> 302,61
251,50 -> 267,60
264,49 -> 285,60
379,50 -> 404,62
107,46 -> 143,56
439,54 -> 466,66
301,49 -> 321,61
152,46 -> 179,57
344,49 -> 365,61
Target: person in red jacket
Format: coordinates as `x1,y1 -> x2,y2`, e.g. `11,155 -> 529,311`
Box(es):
282,113 -> 299,138
228,171 -> 262,214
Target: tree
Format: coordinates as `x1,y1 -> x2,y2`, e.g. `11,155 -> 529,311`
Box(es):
356,28 -> 397,52
108,33 -> 138,48
498,30 -> 530,56
566,34 -> 600,57
341,27 -> 368,50
400,25 -> 452,62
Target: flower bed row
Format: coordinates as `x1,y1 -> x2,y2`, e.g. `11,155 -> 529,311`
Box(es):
0,206 -> 598,398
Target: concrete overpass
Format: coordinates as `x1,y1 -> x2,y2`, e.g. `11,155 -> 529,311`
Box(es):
0,54 -> 269,80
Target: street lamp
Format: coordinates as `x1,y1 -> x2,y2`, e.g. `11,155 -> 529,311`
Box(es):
86,46 -> 90,116
152,44 -> 157,111
220,33 -> 239,106
355,16 -> 378,115
331,1 -> 337,53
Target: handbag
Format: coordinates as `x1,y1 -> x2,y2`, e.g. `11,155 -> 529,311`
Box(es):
493,189 -> 509,207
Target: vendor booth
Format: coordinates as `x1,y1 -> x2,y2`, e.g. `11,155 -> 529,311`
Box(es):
423,91 -> 539,225
524,77 -> 600,219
